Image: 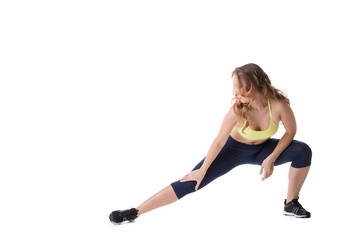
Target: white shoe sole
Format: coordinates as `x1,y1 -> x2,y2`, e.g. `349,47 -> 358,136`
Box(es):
283,211 -> 309,218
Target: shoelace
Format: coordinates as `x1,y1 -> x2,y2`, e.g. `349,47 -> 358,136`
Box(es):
292,199 -> 303,208
291,200 -> 305,214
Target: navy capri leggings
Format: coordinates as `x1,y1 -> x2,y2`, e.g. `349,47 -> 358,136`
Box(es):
171,135 -> 312,199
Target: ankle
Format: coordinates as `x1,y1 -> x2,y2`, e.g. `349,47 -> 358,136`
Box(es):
286,196 -> 299,204
135,208 -> 141,217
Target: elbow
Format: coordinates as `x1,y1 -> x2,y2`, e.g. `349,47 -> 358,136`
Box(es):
285,124 -> 297,139
286,130 -> 296,139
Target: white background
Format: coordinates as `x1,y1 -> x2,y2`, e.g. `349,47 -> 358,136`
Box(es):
1,0 -> 359,239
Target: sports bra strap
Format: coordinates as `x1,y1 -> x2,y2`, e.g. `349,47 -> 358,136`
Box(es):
267,98 -> 273,121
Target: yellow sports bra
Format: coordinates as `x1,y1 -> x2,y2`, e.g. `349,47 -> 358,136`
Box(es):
235,98 -> 279,141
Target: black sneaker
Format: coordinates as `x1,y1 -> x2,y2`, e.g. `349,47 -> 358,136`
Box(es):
284,198 -> 311,218
109,208 -> 139,224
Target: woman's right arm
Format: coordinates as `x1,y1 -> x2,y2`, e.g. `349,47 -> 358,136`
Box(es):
180,108 -> 238,190
199,108 -> 238,172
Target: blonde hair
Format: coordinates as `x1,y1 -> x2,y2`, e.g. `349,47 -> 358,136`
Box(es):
231,63 -> 289,133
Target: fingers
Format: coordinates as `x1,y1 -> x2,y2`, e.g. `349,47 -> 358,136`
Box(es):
260,165 -> 268,181
180,173 -> 201,191
195,182 -> 200,191
259,166 -> 264,175
180,174 -> 188,182
180,173 -> 193,182
261,168 -> 273,181
261,171 -> 267,181
262,173 -> 270,181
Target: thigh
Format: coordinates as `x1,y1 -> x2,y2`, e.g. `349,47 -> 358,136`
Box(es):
171,141 -> 248,199
194,144 -> 245,189
171,136 -> 258,199
253,138 -> 308,167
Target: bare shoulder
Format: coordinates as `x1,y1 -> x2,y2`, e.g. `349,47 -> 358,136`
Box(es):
232,106 -> 240,115
231,106 -> 242,121
270,98 -> 290,110
269,98 -> 292,123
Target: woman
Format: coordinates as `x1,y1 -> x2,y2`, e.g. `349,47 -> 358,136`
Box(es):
109,63 -> 312,224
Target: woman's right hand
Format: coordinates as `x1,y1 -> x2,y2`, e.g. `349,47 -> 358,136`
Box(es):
180,169 -> 206,191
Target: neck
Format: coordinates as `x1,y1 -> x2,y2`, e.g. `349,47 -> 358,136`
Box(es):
250,92 -> 267,112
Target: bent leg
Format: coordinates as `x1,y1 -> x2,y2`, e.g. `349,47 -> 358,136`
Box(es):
254,139 -> 312,168
254,139 -> 312,201
287,166 -> 310,203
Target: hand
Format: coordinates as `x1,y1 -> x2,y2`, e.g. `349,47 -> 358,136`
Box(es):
180,169 -> 206,191
259,155 -> 276,181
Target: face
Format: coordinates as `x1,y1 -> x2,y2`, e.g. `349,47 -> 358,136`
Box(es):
232,75 -> 249,103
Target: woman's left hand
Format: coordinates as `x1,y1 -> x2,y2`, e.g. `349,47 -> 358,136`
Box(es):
180,169 -> 206,191
259,155 -> 276,181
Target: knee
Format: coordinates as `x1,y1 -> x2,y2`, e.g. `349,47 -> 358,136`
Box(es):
170,180 -> 197,200
300,142 -> 312,162
291,141 -> 312,168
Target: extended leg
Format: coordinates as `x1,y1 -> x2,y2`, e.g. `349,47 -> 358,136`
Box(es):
137,145 -> 239,216
109,185 -> 178,224
110,137 -> 243,224
136,185 -> 178,216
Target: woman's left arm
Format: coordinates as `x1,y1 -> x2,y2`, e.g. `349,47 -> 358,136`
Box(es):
260,102 -> 297,181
